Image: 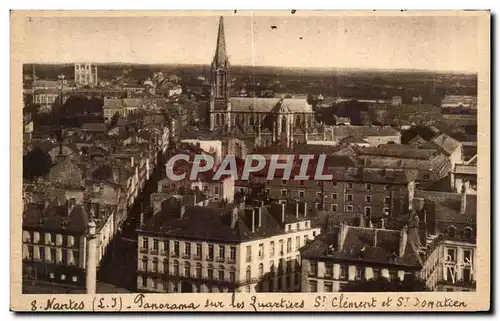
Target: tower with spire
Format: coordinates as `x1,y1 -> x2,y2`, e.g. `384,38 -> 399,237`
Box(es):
209,16 -> 231,130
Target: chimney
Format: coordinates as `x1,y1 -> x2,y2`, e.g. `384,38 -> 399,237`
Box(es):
381,218 -> 385,229
337,223 -> 349,251
295,201 -> 300,218
460,183 -> 467,214
180,204 -> 186,219
373,227 -> 378,247
140,212 -> 144,227
303,202 -> 308,217
254,207 -> 262,228
230,207 -> 238,229
399,225 -> 408,257
280,202 -> 285,223
358,212 -> 365,228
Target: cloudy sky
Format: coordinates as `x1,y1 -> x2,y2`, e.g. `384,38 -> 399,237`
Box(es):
20,12 -> 480,72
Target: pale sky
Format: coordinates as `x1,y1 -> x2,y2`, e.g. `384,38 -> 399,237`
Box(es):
21,14 -> 479,72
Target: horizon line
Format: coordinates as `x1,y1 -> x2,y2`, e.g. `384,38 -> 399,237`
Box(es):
23,62 -> 478,75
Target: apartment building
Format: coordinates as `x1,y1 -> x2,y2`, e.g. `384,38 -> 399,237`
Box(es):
415,188 -> 477,291
300,223 -> 423,292
22,200 -> 114,291
135,199 -> 320,293
253,165 -> 417,221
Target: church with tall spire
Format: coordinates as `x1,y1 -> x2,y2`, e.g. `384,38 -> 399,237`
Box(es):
208,16 -> 318,148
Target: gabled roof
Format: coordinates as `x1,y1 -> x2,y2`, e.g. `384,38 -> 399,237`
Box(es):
430,133 -> 461,156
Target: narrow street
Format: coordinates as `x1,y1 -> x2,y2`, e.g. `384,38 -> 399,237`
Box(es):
96,152 -> 165,293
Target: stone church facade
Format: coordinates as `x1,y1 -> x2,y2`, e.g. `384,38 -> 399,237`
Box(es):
208,17 -> 318,148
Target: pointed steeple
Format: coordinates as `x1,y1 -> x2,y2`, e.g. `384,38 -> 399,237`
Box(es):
213,16 -> 228,67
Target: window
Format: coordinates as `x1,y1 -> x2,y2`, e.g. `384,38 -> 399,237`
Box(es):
184,262 -> 191,277
305,222 -> 309,228
331,204 -> 338,212
218,245 -> 225,260
365,183 -> 372,191
277,277 -> 283,290
308,280 -> 318,292
304,235 -> 309,245
246,266 -> 251,281
163,241 -> 169,254
384,185 -> 390,191
325,264 -> 333,278
463,267 -> 472,281
246,246 -> 252,261
185,242 -> 191,257
296,236 -> 300,250
345,205 -> 353,212
230,270 -> 236,282
346,194 -> 353,202
464,227 -> 473,238
218,266 -> 225,280
383,207 -> 390,216
447,226 -> 457,238
384,196 -> 390,204
173,241 -> 179,256
230,246 -> 236,261
153,239 -> 159,251
173,260 -> 179,275
163,259 -> 169,274
309,262 -> 318,276
265,188 -> 270,194
72,276 -> 78,282
331,193 -> 338,200
340,266 -> 348,280
365,196 -> 371,203
141,276 -> 147,287
208,244 -> 214,260
286,259 -> 292,273
324,282 -> 333,292
281,189 -> 287,197
142,237 -> 149,250
446,248 -> 457,262
257,243 -> 264,258
60,274 -> 66,281
389,270 -> 398,281
372,269 -> 381,280
282,180 -> 287,185
287,238 -> 292,253
208,265 -> 214,279
196,243 -> 202,258
152,258 -> 158,272
347,183 -> 353,189
196,263 -> 202,278
214,186 -> 219,194
299,190 -> 305,197
463,250 -> 473,264
365,207 -> 371,216
246,285 -> 251,293
316,191 -> 322,199
279,240 -> 284,255
315,202 -> 323,210
258,263 -> 264,277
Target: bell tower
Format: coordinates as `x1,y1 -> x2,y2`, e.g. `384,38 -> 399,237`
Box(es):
210,16 -> 231,130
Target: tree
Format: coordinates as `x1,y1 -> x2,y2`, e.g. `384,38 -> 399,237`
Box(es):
342,275 -> 430,292
23,146 -> 53,180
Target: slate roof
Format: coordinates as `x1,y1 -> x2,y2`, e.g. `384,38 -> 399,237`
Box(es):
353,146 -> 438,160
431,133 -> 462,156
23,202 -> 89,234
229,97 -> 313,113
301,226 -> 422,268
138,200 -> 298,243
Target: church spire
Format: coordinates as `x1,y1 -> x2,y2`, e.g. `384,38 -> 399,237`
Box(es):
214,16 -> 228,67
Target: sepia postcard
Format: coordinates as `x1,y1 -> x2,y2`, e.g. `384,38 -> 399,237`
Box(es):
10,10 -> 490,312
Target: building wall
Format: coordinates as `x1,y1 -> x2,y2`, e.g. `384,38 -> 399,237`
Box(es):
22,229 -> 85,287
301,257 -> 415,292
255,178 -> 409,218
136,221 -> 320,293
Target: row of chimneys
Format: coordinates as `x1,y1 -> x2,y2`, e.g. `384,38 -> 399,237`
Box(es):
337,223 -> 409,258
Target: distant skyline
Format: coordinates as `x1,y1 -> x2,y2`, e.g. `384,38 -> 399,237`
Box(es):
21,14 -> 480,73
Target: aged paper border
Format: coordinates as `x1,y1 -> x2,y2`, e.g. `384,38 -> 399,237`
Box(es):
10,10 -> 491,312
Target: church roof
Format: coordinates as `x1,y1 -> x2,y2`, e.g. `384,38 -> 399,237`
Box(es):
213,16 -> 229,67
229,97 -> 313,113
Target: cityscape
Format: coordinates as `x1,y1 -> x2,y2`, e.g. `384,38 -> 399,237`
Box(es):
21,14 -> 478,295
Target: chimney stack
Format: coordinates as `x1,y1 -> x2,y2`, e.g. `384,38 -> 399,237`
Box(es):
295,201 -> 299,218
381,218 -> 385,229
373,226 -> 378,247
230,207 -> 238,229
280,202 -> 285,223
399,225 -> 408,257
254,207 -> 262,228
180,204 -> 186,219
460,183 -> 468,214
337,223 -> 349,252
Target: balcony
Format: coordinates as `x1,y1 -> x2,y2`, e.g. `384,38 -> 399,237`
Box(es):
227,258 -> 236,264
139,248 -> 148,254
182,254 -> 191,259
215,257 -> 225,263
150,250 -> 159,255
206,256 -> 214,262
171,253 -> 180,258
193,255 -> 202,261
